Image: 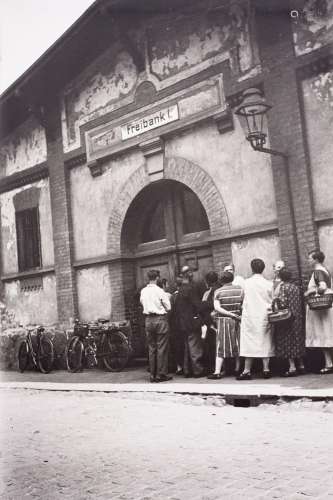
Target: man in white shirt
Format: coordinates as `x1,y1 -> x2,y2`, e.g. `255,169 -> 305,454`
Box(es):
140,269 -> 172,382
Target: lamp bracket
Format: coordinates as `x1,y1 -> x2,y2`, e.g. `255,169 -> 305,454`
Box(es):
252,146 -> 288,159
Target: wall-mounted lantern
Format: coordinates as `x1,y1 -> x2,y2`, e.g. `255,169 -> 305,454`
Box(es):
235,87 -> 287,158
234,87 -> 302,278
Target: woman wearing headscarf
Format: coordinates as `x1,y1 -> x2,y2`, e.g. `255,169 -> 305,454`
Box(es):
305,250 -> 333,374
272,268 -> 305,376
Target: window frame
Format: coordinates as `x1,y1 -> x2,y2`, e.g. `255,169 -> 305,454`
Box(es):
15,206 -> 42,272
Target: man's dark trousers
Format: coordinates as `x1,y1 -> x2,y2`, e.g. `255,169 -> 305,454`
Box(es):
145,315 -> 169,378
182,327 -> 204,376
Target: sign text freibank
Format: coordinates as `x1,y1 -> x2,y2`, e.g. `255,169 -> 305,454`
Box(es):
121,104 -> 179,140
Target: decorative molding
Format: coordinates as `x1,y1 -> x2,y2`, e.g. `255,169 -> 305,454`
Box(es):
139,136 -> 164,158
20,275 -> 43,292
62,61 -> 265,168
297,53 -> 333,80
85,74 -> 227,165
73,223 -> 279,270
213,108 -> 234,134
1,265 -> 55,282
0,162 -> 48,194
64,152 -> 87,169
88,160 -> 103,177
315,211 -> 333,225
73,254 -> 132,269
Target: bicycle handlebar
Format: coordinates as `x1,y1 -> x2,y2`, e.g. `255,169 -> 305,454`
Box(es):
74,319 -> 127,331
25,325 -> 45,333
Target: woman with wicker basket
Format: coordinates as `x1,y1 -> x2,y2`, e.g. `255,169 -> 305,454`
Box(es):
272,268 -> 305,377
305,250 -> 333,374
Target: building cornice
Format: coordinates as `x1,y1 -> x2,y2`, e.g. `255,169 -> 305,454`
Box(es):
0,162 -> 48,194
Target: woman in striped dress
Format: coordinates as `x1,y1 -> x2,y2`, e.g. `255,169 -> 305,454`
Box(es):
207,271 -> 244,379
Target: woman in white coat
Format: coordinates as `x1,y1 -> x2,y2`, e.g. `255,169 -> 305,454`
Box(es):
237,258 -> 274,380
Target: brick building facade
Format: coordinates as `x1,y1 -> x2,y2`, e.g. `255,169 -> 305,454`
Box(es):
0,0 -> 333,358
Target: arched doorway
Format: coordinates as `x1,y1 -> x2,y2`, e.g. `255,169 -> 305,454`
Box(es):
121,180 -> 213,289
121,180 -> 214,354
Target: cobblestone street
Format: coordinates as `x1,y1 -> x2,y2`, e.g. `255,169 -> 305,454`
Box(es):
1,389 -> 333,500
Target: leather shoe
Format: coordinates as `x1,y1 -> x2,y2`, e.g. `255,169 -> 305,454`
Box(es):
236,372 -> 252,381
263,370 -> 272,379
150,376 -> 157,383
320,366 -> 333,374
155,375 -> 173,382
207,373 -> 223,380
283,370 -> 297,377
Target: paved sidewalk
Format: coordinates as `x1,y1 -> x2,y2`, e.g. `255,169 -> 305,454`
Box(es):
1,367 -> 333,399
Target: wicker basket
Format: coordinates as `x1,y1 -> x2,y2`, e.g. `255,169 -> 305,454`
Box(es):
307,293 -> 333,311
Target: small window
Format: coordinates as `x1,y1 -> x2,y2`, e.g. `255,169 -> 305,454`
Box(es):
16,207 -> 41,271
181,187 -> 209,234
141,200 -> 166,243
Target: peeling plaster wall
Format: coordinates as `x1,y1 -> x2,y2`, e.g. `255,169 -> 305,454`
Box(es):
302,70 -> 333,214
70,150 -> 144,261
231,234 -> 281,280
165,120 -> 277,231
293,0 -> 333,56
0,117 -> 47,177
318,223 -> 333,272
76,266 -> 111,321
3,275 -> 58,326
62,46 -> 139,152
148,0 -> 258,80
0,179 -> 54,274
61,0 -> 260,152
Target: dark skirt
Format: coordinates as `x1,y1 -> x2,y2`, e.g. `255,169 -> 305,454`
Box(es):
216,317 -> 240,358
273,282 -> 305,359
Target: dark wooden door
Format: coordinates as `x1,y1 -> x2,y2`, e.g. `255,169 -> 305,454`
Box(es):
133,181 -> 213,355
135,181 -> 212,289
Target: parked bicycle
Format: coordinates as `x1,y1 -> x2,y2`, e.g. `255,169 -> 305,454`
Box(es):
18,326 -> 54,374
65,319 -> 130,373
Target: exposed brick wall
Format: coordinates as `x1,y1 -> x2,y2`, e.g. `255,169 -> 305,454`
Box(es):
211,241 -> 233,274
107,156 -> 230,255
109,258 -> 145,356
255,11 -> 318,286
164,157 -> 230,239
45,101 -> 78,326
108,260 -> 125,320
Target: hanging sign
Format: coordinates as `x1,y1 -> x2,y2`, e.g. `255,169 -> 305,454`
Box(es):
121,104 -> 179,141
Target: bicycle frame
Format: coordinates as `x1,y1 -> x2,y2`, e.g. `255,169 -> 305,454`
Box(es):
72,321 -> 98,367
67,319 -> 130,372
26,327 -> 45,368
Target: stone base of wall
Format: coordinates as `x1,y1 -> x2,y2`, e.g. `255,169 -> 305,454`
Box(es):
0,321 -> 134,371
0,327 -> 69,371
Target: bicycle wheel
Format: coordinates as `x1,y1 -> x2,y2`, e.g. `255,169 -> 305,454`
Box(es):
18,340 -> 30,373
37,336 -> 54,374
66,336 -> 84,372
101,331 -> 129,372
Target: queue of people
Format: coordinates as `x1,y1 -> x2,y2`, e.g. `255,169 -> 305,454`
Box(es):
139,250 -> 333,383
